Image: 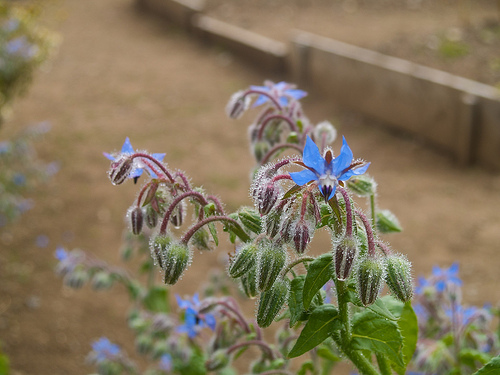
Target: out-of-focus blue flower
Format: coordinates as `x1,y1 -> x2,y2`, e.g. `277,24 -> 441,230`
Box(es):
91,337 -> 121,363
103,137 -> 165,180
432,263 -> 462,292
176,293 -> 216,338
5,36 -> 38,59
54,247 -> 68,261
250,81 -> 307,107
445,304 -> 478,328
0,141 -> 11,154
13,173 -> 26,186
290,136 -> 370,201
3,18 -> 20,33
159,353 -> 172,372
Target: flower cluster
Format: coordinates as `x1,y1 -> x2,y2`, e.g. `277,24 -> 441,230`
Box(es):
410,264 -> 498,374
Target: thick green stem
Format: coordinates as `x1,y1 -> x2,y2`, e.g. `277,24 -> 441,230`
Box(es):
332,331 -> 380,375
375,353 -> 392,375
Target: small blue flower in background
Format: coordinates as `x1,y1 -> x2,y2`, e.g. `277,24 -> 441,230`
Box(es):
91,337 -> 121,363
12,173 -> 26,186
290,136 -> 370,201
415,263 -> 462,295
104,137 -> 165,180
54,247 -> 68,261
176,293 -> 216,338
250,81 -> 307,107
159,353 -> 172,372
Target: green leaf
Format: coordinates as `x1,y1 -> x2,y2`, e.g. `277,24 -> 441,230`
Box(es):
126,280 -> 143,301
0,353 -> 9,375
238,207 -> 262,234
303,254 -> 333,309
376,209 -> 402,233
223,213 -> 251,243
387,300 -> 418,375
288,304 -> 340,358
207,222 -> 219,246
460,348 -> 492,370
297,360 -> 314,375
473,355 -> 500,375
351,310 -> 404,367
289,275 -> 307,327
367,297 -> 398,321
143,286 -> 169,313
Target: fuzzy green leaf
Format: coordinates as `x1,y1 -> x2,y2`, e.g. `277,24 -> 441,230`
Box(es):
288,304 -> 340,358
473,355 -> 500,375
303,254 -> 333,309
351,310 -> 404,367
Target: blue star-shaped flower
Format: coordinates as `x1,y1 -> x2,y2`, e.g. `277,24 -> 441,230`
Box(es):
432,263 -> 462,292
251,81 -> 307,107
104,138 -> 165,180
91,337 -> 121,363
176,293 -> 216,339
290,136 -> 370,201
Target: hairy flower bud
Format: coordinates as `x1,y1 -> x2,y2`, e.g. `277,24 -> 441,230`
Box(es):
228,243 -> 258,278
257,240 -> 287,291
170,203 -> 185,229
240,266 -> 258,298
257,182 -> 281,215
190,228 -> 214,252
292,220 -> 312,255
149,234 -> 172,268
91,271 -> 114,290
385,253 -> 413,302
257,277 -> 290,328
346,174 -> 377,197
226,91 -> 250,119
108,155 -> 133,185
264,200 -> 287,239
135,334 -> 153,355
64,268 -> 88,289
145,205 -> 158,229
313,120 -> 337,145
238,207 -> 263,234
334,235 -> 358,281
162,243 -> 191,285
356,256 -> 385,306
129,206 -> 144,235
205,349 -> 230,372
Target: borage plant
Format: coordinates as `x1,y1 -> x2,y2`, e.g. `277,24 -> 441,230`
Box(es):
56,81 -> 497,375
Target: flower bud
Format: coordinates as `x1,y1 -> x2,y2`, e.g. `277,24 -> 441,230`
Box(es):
145,205 -> 158,229
149,234 -> 172,268
313,120 -> 337,145
190,228 -> 214,252
257,182 -> 281,215
108,155 -> 133,185
91,271 -> 114,290
162,243 -> 191,285
253,141 -> 270,163
257,240 -> 287,291
264,200 -> 287,239
135,334 -> 153,355
228,243 -> 258,278
240,266 -> 258,298
257,277 -> 290,328
356,256 -> 385,306
129,206 -> 144,235
64,268 -> 88,289
205,349 -> 230,372
226,91 -> 250,119
170,203 -> 184,229
238,207 -> 263,234
385,253 -> 413,302
334,235 -> 358,281
292,220 -> 312,255
346,175 -> 377,197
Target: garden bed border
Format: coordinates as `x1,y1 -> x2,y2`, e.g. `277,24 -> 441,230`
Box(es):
136,0 -> 500,170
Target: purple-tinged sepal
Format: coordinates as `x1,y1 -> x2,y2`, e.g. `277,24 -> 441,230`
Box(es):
129,206 -> 144,235
108,155 -> 134,185
334,235 -> 358,281
226,91 -> 250,119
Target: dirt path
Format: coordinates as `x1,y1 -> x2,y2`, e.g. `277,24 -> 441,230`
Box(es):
1,0 -> 499,374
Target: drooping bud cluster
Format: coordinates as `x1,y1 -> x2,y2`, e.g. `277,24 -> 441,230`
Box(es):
150,235 -> 191,285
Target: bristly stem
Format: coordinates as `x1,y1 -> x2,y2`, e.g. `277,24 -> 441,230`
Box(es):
260,143 -> 303,165
227,340 -> 276,360
181,216 -> 250,244
338,187 -> 353,236
132,153 -> 174,182
243,89 -> 283,111
257,114 -> 298,140
159,191 -> 209,234
356,210 -> 376,257
281,256 -> 315,277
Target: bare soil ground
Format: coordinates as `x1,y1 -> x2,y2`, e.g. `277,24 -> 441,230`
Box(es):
1,0 -> 500,374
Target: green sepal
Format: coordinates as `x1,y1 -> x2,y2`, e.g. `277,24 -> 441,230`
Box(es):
238,206 -> 262,234
376,209 -> 403,233
143,285 -> 169,313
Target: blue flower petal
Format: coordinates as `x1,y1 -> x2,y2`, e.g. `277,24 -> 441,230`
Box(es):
290,169 -> 318,186
339,162 -> 371,181
332,136 -> 353,175
204,313 -> 217,331
121,137 -> 134,154
253,95 -> 269,107
286,89 -> 307,100
302,136 -> 325,174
